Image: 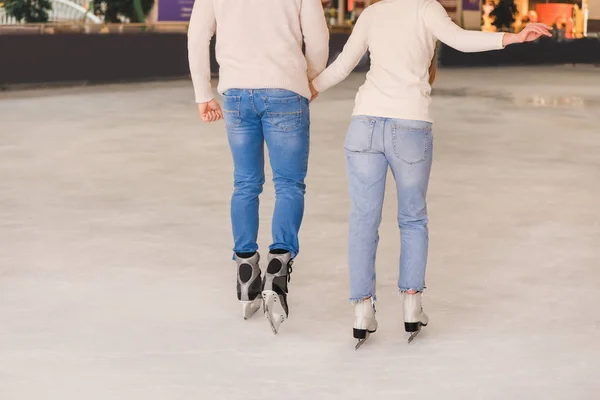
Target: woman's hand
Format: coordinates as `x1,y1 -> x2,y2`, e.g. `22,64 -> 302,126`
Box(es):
309,82 -> 319,102
502,23 -> 553,47
517,23 -> 553,42
197,99 -> 224,123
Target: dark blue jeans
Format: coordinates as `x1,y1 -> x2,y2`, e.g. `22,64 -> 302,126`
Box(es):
223,89 -> 310,257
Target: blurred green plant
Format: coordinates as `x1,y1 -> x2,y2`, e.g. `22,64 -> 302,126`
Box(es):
4,0 -> 52,22
93,0 -> 154,23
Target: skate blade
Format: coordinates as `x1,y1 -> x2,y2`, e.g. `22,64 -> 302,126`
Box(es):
241,299 -> 262,320
355,333 -> 370,351
407,329 -> 421,343
262,291 -> 286,335
407,322 -> 428,343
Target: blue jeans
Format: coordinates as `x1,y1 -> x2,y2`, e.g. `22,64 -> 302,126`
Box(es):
345,116 -> 433,302
222,89 -> 310,257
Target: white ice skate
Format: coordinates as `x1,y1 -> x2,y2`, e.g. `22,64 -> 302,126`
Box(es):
353,298 -> 378,350
235,253 -> 263,320
402,292 -> 429,343
262,252 -> 292,335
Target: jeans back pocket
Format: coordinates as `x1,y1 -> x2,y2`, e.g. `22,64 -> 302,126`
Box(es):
391,122 -> 432,164
345,117 -> 376,153
265,95 -> 302,132
222,94 -> 242,128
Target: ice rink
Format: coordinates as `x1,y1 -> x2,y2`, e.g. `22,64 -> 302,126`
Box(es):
1,67 -> 599,399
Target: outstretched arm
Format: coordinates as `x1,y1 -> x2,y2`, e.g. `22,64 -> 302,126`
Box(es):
501,23 -> 553,46
423,0 -> 504,52
311,9 -> 370,94
424,0 -> 551,52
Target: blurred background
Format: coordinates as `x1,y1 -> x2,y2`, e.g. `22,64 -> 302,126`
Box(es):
1,0 -> 600,86
1,1 -> 599,399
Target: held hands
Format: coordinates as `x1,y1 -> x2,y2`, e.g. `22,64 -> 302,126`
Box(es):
197,99 -> 223,123
503,23 -> 553,47
309,82 -> 319,102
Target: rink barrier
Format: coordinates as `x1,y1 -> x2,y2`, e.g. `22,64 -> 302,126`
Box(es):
438,37 -> 600,67
0,32 -> 366,88
0,33 -> 191,88
1,33 -> 599,89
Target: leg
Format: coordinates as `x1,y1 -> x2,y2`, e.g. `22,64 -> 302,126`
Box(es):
345,117 -> 388,302
223,90 -> 264,255
257,89 -> 309,334
384,119 -> 434,293
261,90 -> 310,257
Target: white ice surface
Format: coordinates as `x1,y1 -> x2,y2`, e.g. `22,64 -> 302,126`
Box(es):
1,67 -> 599,399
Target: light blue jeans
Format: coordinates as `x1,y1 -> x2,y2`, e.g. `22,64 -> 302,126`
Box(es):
222,89 -> 310,257
345,116 -> 433,302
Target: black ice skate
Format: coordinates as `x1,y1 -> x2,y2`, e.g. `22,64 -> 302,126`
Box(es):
235,252 -> 263,320
262,251 -> 292,334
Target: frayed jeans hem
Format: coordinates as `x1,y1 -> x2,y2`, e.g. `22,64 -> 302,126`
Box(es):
350,295 -> 376,304
399,287 -> 426,293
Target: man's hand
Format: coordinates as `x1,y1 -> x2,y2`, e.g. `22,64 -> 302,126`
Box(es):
197,99 -> 224,122
309,82 -> 319,102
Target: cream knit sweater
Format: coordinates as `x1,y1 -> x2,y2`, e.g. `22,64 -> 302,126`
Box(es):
188,0 -> 330,103
312,0 -> 505,122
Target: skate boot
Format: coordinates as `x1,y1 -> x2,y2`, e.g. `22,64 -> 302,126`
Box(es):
402,291 -> 429,343
353,298 -> 378,350
235,252 -> 263,320
262,251 -> 293,335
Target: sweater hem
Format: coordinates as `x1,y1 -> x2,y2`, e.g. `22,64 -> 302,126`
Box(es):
351,109 -> 433,124
218,78 -> 311,100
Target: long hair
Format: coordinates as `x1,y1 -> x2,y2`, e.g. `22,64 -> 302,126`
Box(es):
428,43 -> 438,85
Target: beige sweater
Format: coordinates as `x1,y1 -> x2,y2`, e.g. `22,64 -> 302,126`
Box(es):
312,0 -> 505,122
188,0 -> 330,103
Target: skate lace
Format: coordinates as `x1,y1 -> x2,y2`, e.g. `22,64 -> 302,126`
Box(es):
287,260 -> 293,283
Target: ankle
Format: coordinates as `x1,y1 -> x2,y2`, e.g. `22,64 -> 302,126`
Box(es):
269,248 -> 290,255
351,296 -> 374,305
235,251 -> 256,259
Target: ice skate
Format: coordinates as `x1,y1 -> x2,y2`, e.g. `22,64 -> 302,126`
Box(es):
262,251 -> 292,334
402,291 -> 429,343
353,298 -> 378,350
235,252 -> 263,320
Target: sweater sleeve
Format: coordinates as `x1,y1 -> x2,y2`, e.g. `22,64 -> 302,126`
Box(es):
300,0 -> 330,80
187,0 -> 216,103
311,9 -> 370,93
423,0 -> 504,53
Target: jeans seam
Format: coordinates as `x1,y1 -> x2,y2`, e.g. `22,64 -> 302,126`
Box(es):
367,119 -> 375,150
379,119 -> 385,152
250,92 -> 259,115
